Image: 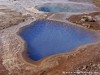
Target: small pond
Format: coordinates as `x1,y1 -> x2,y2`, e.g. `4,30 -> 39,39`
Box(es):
19,20 -> 99,61
35,3 -> 97,13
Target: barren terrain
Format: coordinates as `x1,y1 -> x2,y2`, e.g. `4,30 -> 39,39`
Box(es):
0,0 -> 100,75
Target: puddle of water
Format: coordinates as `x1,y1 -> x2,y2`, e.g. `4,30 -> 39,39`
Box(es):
19,20 -> 99,61
35,3 -> 97,13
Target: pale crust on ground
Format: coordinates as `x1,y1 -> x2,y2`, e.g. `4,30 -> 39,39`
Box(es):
0,9 -> 31,30
0,0 -> 100,75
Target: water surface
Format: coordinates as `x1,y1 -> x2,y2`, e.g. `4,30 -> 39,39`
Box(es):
36,3 -> 96,13
19,20 -> 99,61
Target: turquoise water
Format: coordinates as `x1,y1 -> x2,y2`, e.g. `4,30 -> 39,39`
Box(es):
36,3 -> 96,13
19,20 -> 99,61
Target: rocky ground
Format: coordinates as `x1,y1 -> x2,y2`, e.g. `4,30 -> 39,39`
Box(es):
0,8 -> 31,30
67,12 -> 100,30
0,0 -> 100,75
67,0 -> 100,31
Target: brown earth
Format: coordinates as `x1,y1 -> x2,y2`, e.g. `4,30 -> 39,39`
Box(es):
67,12 -> 100,30
93,0 -> 100,7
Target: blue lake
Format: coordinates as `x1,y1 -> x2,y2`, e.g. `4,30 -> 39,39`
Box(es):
35,3 -> 96,13
19,20 -> 99,61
